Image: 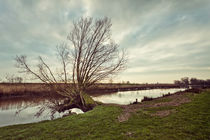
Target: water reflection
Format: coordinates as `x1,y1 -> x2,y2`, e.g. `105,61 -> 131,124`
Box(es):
0,97 -> 83,127
92,88 -> 185,105
0,97 -> 43,110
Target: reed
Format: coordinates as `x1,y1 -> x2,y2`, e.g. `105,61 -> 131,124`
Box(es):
0,83 -> 182,97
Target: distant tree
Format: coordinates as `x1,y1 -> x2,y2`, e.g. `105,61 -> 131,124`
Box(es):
5,74 -> 23,83
190,78 -> 210,88
174,80 -> 181,85
206,79 -> 210,85
109,78 -> 113,84
181,77 -> 189,87
190,78 -> 199,85
15,17 -> 126,112
14,77 -> 23,83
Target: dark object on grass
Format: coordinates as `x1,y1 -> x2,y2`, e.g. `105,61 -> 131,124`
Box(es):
185,88 -> 202,94
163,92 -> 171,97
142,96 -> 154,102
133,98 -> 138,104
62,111 -> 77,118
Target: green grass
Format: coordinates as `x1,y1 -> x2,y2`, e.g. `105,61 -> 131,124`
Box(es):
142,97 -> 173,105
0,90 -> 210,140
143,106 -> 175,114
151,97 -> 173,103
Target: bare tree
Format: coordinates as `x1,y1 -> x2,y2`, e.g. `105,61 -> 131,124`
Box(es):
5,74 -> 23,83
15,17 -> 126,112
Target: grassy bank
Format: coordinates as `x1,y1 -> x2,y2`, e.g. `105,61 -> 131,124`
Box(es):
0,90 -> 210,139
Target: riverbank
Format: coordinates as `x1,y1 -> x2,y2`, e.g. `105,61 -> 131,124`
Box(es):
0,83 -> 183,98
0,89 -> 209,139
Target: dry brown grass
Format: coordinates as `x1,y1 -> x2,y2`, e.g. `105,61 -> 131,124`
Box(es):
0,83 -> 181,97
0,83 -> 51,97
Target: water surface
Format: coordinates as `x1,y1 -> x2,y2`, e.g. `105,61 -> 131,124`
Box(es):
0,88 -> 185,127
92,88 -> 185,104
0,97 -> 83,127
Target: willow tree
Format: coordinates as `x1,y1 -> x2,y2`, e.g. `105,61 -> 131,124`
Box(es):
15,17 -> 126,112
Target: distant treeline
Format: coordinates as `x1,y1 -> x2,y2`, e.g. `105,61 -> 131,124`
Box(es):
174,77 -> 210,88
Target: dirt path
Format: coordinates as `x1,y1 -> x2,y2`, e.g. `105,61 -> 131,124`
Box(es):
117,91 -> 191,122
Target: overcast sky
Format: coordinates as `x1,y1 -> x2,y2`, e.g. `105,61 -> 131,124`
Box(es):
0,0 -> 210,83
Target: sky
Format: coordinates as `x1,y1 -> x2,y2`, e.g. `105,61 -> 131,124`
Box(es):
0,0 -> 210,83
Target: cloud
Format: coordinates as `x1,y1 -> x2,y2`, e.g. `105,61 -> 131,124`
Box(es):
0,0 -> 210,82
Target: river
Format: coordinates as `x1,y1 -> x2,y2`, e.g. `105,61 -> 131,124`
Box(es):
0,88 -> 185,127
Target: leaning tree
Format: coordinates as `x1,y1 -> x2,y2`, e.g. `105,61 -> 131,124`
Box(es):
15,17 -> 126,112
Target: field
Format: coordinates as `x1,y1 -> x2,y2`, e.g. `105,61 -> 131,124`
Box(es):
0,89 -> 209,139
0,83 -> 182,97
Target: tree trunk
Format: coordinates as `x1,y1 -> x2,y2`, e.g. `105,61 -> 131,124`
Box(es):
58,93 -> 96,113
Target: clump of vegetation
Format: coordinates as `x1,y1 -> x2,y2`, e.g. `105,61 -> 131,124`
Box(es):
141,96 -> 154,102
185,88 -> 202,93
174,77 -> 210,88
162,92 -> 171,97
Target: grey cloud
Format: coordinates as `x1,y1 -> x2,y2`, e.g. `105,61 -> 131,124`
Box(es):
0,0 -> 210,82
